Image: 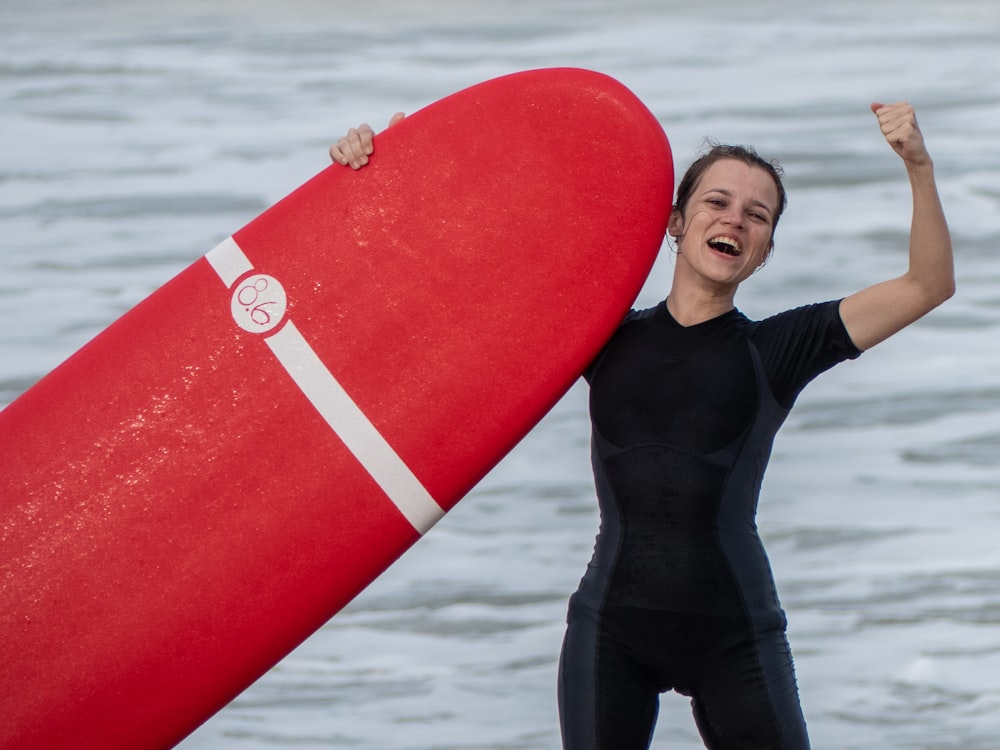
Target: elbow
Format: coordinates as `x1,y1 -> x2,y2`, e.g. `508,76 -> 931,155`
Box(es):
927,273 -> 956,309
941,278 -> 957,304
938,268 -> 957,304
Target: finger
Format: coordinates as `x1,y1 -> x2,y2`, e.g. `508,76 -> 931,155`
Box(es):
330,123 -> 375,169
345,124 -> 375,163
329,141 -> 350,165
355,123 -> 376,155
877,102 -> 915,127
329,137 -> 358,167
872,103 -> 915,138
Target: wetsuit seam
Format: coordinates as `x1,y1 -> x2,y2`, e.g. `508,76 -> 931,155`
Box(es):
588,433 -> 627,747
709,341 -> 794,747
713,476 -> 789,748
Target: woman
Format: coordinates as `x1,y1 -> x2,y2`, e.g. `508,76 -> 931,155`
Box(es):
331,102 -> 954,749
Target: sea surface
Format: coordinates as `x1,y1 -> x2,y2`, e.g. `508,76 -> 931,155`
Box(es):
3,0 -> 1000,747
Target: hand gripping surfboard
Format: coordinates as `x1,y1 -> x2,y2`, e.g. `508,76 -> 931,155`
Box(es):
0,67 -> 672,748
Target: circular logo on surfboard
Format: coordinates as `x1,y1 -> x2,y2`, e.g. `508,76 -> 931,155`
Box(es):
231,274 -> 287,334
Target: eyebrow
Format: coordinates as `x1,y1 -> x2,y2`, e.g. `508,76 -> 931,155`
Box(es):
703,187 -> 774,218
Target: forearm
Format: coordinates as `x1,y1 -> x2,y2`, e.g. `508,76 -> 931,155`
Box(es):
904,158 -> 955,305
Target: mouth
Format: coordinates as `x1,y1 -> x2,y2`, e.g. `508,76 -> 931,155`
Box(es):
708,236 -> 742,257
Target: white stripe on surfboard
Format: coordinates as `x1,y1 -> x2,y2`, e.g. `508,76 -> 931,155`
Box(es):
205,236 -> 254,288
205,237 -> 445,535
266,322 -> 445,534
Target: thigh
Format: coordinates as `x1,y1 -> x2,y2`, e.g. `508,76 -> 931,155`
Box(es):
691,628 -> 811,750
558,598 -> 660,750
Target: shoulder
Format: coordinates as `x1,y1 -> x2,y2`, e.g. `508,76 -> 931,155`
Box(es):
622,301 -> 666,325
583,302 -> 665,384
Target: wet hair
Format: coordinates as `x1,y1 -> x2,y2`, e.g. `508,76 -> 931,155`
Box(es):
673,140 -> 787,239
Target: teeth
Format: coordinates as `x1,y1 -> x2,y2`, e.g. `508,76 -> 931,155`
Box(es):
709,237 -> 741,256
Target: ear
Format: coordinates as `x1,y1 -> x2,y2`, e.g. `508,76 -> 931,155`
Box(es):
667,209 -> 684,238
758,239 -> 775,269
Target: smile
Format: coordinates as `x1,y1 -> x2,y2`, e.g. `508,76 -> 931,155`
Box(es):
708,236 -> 742,257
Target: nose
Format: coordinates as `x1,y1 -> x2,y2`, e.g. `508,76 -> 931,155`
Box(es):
721,206 -> 744,227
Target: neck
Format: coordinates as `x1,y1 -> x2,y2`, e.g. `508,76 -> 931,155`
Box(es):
664,282 -> 737,327
664,257 -> 742,326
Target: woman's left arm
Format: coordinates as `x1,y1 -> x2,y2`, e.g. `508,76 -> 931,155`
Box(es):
839,102 -> 955,352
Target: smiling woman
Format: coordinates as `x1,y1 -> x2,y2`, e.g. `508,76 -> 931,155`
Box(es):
557,102 -> 954,750
332,99 -> 953,750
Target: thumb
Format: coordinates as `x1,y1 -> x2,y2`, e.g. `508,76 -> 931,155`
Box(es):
870,102 -> 884,115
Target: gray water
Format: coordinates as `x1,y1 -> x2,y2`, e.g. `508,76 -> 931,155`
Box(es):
3,0 -> 1000,747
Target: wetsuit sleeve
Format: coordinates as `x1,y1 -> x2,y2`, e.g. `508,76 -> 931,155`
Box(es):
752,299 -> 861,408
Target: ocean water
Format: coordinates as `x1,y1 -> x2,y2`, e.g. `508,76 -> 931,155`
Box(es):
3,0 -> 1000,747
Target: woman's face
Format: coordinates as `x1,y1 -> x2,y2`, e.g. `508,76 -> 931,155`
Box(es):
668,158 -> 780,288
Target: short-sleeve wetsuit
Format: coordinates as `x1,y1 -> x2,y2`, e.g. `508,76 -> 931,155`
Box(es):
558,299 -> 861,750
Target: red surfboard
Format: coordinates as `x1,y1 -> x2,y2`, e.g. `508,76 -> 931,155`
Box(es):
0,67 -> 672,748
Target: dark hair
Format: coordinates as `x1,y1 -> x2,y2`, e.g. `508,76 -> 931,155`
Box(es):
673,141 -> 787,238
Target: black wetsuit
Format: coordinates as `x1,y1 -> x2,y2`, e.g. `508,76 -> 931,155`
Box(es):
559,300 -> 861,750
